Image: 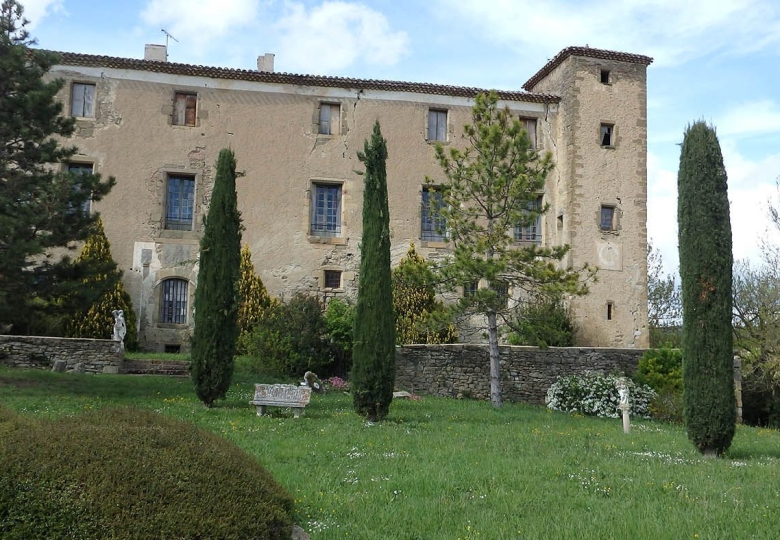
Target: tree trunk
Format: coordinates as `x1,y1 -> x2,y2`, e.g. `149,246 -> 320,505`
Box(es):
487,310 -> 502,408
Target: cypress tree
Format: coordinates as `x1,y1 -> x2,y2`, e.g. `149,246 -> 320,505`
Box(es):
66,217 -> 138,350
352,121 -> 395,421
677,121 -> 735,457
191,149 -> 242,407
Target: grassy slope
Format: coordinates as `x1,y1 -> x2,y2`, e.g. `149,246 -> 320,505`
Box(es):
1,367 -> 779,539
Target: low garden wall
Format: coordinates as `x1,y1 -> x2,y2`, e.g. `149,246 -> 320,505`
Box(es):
0,335 -> 123,374
396,344 -> 645,405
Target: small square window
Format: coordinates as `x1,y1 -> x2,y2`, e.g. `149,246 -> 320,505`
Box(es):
68,163 -> 94,215
600,205 -> 615,231
311,183 -> 342,237
173,93 -> 197,126
421,187 -> 447,242
71,83 -> 95,118
463,281 -> 478,297
521,118 -> 537,149
600,69 -> 610,84
427,109 -> 447,142
319,103 -> 340,135
600,124 -> 614,147
165,175 -> 195,230
324,270 -> 342,289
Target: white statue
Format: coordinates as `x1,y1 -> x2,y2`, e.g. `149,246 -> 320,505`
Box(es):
112,309 -> 126,343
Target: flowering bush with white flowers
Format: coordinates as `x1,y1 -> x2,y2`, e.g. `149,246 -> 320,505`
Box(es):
545,372 -> 656,419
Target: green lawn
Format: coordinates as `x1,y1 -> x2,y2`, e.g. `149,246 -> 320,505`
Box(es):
1,367 -> 779,539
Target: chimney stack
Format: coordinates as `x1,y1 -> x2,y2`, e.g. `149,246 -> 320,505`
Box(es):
144,44 -> 167,62
257,53 -> 275,72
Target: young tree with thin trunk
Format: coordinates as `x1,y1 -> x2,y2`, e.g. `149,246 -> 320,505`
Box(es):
431,91 -> 592,408
352,121 -> 395,422
0,0 -> 115,332
677,121 -> 735,457
191,149 -> 242,407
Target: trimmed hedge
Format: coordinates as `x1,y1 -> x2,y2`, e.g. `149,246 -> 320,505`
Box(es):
0,406 -> 293,539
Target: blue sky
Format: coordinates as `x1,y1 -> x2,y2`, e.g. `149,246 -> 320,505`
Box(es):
20,0 -> 780,277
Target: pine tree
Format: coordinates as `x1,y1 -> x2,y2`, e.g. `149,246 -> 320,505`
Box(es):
392,244 -> 456,344
191,149 -> 242,407
677,121 -> 735,457
236,244 -> 274,352
431,92 -> 592,407
65,217 -> 138,350
0,0 -> 115,331
352,121 -> 396,421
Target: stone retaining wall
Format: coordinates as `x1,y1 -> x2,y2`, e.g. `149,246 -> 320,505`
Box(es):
0,335 -> 123,374
396,344 -> 645,405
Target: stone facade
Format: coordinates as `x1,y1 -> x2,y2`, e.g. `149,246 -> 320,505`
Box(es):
48,46 -> 652,351
0,335 -> 123,374
396,344 -> 644,405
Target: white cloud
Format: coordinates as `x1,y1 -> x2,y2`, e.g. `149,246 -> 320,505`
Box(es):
716,100 -> 780,138
141,0 -> 259,53
18,0 -> 62,29
440,0 -> 780,67
275,1 -> 409,74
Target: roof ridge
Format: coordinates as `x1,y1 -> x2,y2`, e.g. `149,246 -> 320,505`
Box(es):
50,50 -> 561,104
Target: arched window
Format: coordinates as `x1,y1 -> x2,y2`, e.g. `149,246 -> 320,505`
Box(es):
160,278 -> 188,324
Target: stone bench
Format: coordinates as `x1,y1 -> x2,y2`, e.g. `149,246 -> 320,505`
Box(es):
250,384 -> 311,418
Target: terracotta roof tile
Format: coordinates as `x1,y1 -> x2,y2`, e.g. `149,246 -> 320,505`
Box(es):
52,51 -> 560,104
523,46 -> 653,91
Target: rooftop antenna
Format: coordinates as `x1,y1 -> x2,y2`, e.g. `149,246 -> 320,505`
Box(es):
161,28 -> 178,59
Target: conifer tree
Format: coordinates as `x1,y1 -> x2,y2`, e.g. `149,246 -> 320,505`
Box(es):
66,217 -> 138,350
352,121 -> 395,421
0,0 -> 115,331
677,121 -> 735,457
431,92 -> 592,407
236,244 -> 274,352
392,244 -> 456,344
191,149 -> 242,407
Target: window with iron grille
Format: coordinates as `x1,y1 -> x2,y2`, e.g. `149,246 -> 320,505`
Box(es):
515,196 -> 542,243
68,163 -> 94,215
160,278 -> 188,324
71,83 -> 95,118
173,93 -> 197,126
165,175 -> 195,231
319,103 -> 340,135
311,183 -> 342,237
427,109 -> 447,142
421,187 -> 446,241
324,270 -> 342,289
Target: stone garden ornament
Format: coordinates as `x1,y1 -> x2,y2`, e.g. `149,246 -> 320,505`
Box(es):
112,309 -> 126,349
616,377 -> 631,434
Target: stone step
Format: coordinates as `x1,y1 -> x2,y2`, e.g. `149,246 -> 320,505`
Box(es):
122,359 -> 190,377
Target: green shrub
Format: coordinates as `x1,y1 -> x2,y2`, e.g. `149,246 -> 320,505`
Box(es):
507,293 -> 576,347
243,293 -> 334,377
324,298 -> 355,376
0,406 -> 293,540
634,346 -> 683,392
545,372 -> 656,419
648,387 -> 684,424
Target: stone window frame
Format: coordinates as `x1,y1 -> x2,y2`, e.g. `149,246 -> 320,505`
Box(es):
599,122 -> 616,148
519,117 -> 538,149
172,91 -> 198,127
421,185 -> 448,245
320,268 -> 344,291
65,160 -> 96,215
606,300 -> 615,321
316,102 -> 342,136
70,81 -> 96,118
600,69 -> 611,85
599,204 -> 620,233
157,167 -> 204,241
306,179 -> 347,245
152,272 -> 194,328
427,108 -> 448,143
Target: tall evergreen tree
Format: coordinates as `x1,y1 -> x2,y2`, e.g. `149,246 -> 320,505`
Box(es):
191,149 -> 242,407
431,92 -> 592,407
352,121 -> 396,421
65,217 -> 138,350
677,121 -> 735,457
0,0 -> 114,332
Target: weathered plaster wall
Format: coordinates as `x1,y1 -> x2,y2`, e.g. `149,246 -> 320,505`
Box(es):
396,344 -> 644,405
0,335 -> 123,373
